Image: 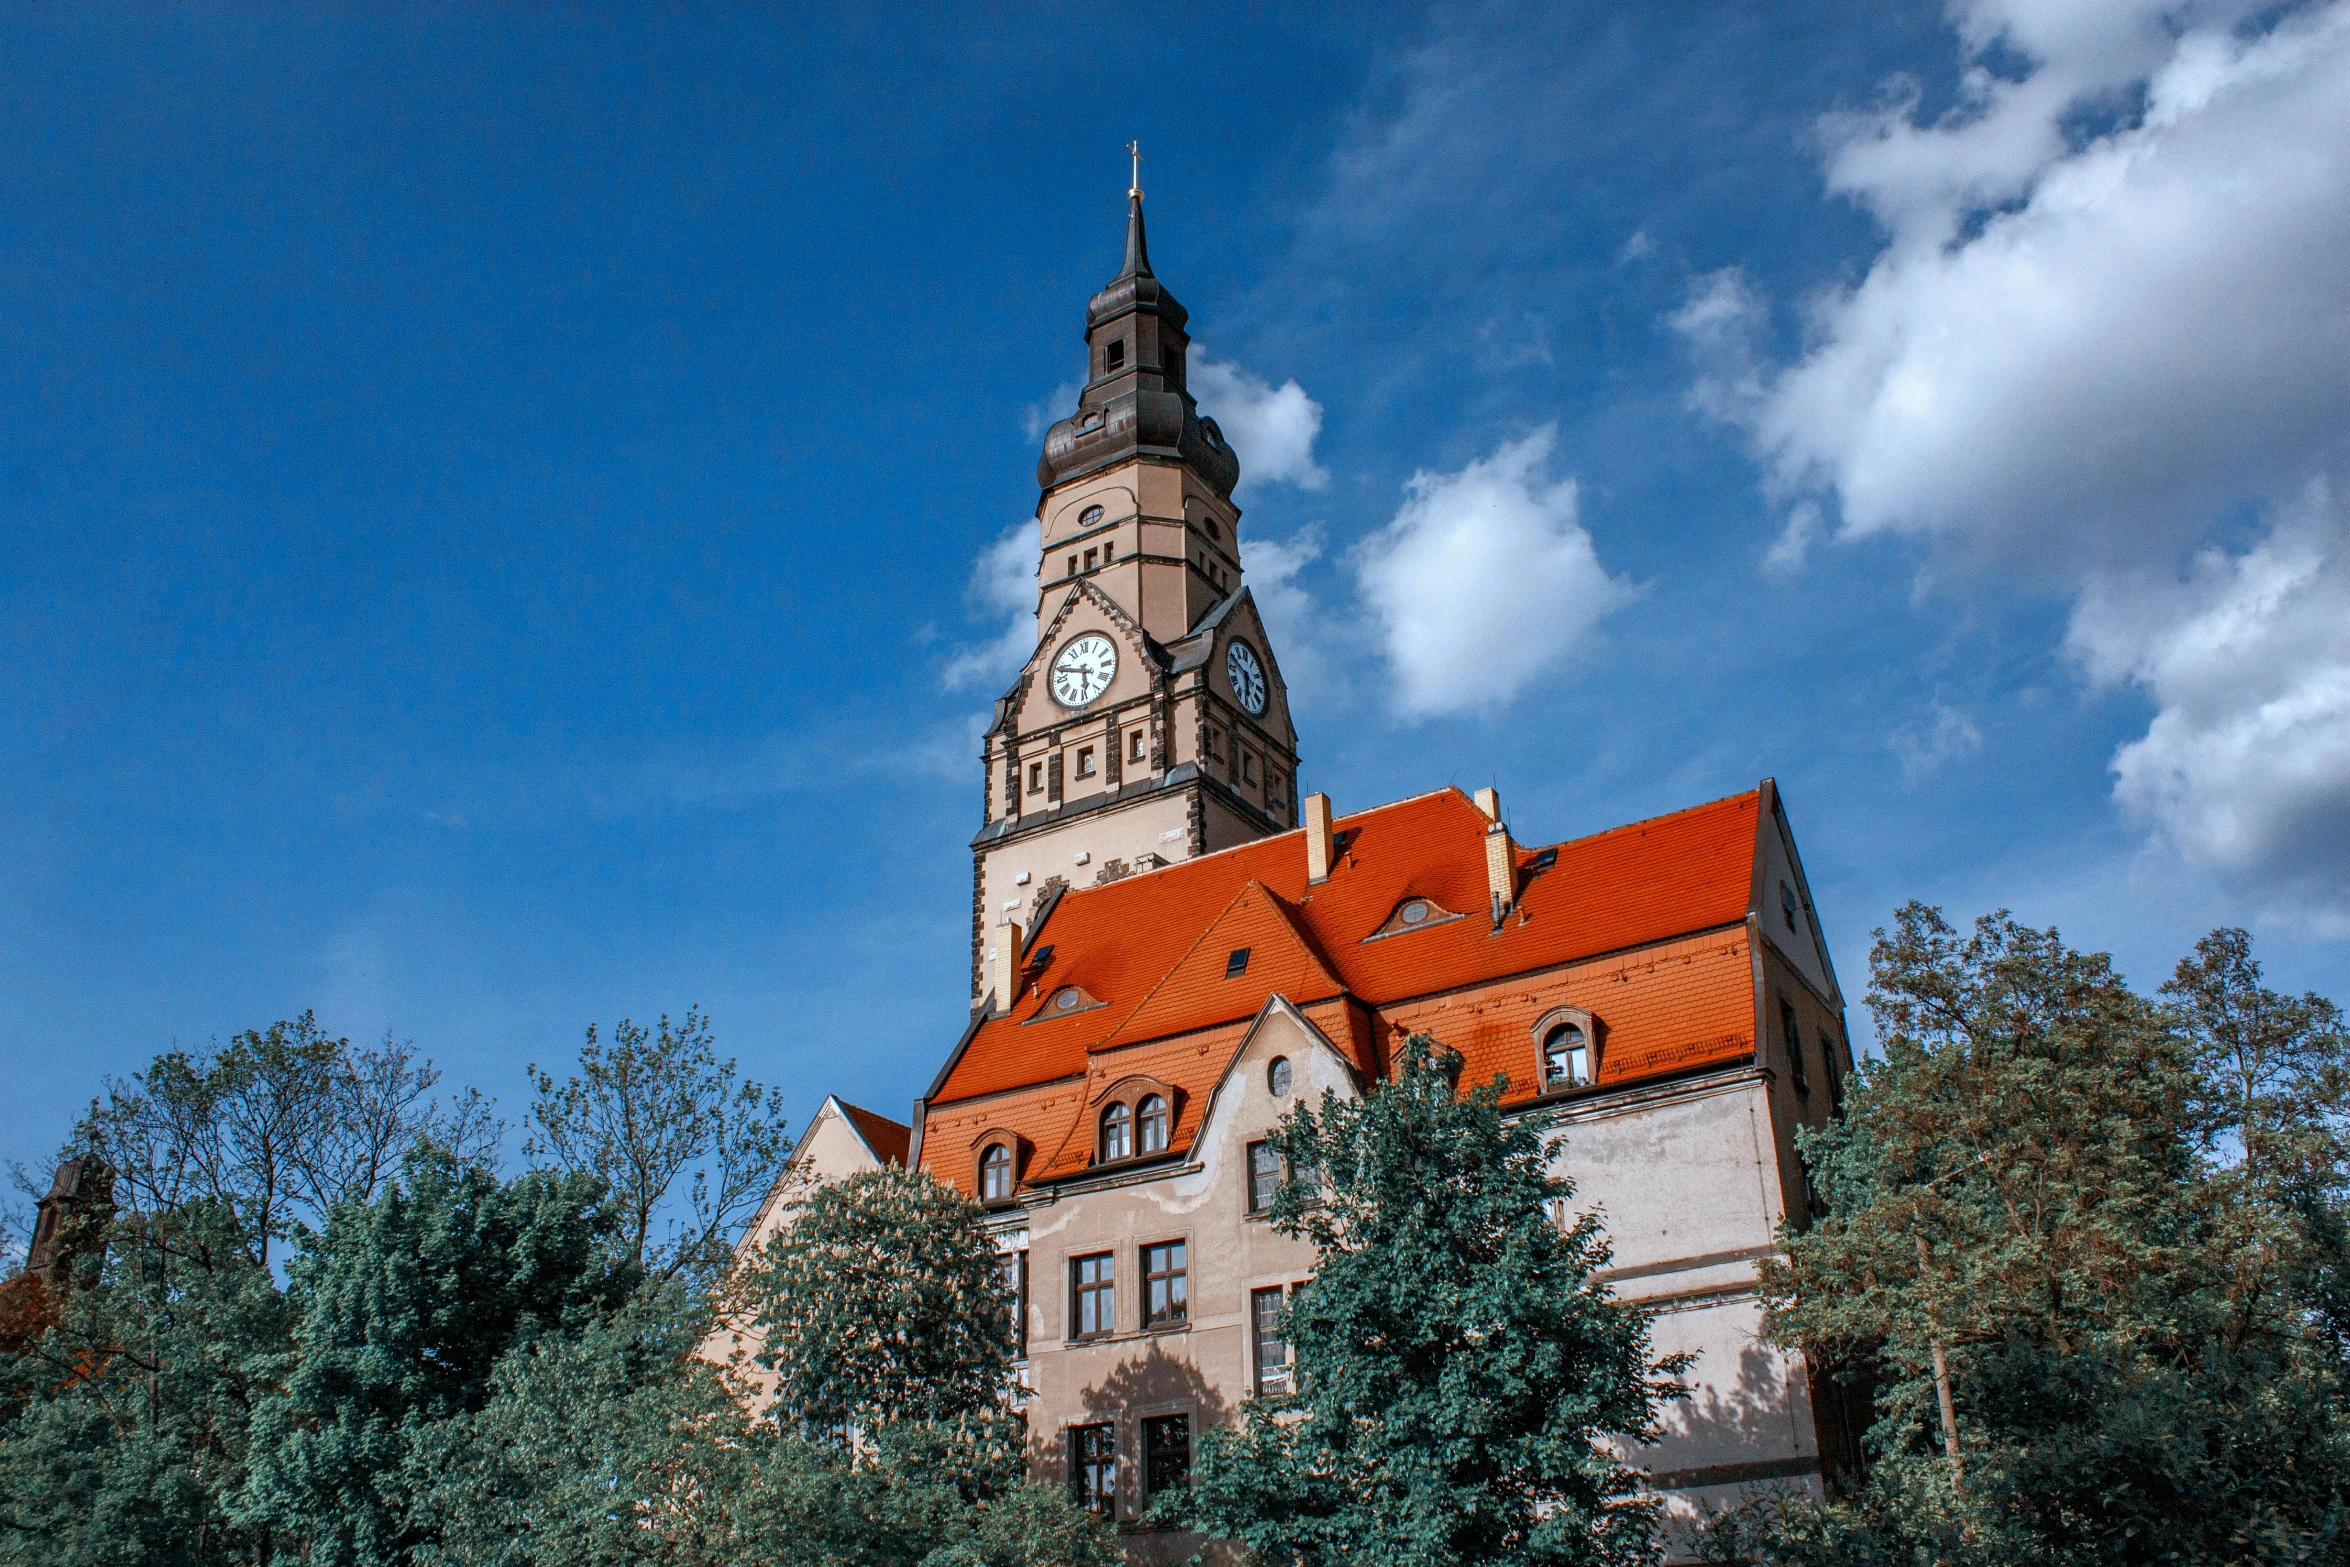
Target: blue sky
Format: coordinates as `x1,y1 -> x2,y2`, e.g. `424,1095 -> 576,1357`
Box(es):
6,0 -> 2348,1177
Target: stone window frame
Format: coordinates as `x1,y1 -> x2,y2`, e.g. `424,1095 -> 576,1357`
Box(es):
1528,1005 -> 1602,1097
971,1129 -> 1028,1207
1139,1236 -> 1190,1330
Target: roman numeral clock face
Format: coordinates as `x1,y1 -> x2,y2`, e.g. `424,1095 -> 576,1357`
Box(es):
1050,633 -> 1117,707
1225,638 -> 1267,715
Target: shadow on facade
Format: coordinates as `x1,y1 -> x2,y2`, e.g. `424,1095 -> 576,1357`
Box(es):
1056,1339 -> 1237,1566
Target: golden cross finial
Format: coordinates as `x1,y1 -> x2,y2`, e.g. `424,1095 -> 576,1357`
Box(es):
1128,140 -> 1143,201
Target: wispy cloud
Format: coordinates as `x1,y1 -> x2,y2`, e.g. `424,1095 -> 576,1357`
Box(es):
941,520 -> 1040,694
1889,700 -> 1984,784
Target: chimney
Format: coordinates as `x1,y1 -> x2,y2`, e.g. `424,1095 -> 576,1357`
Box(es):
1485,819 -> 1515,926
988,919 -> 1023,1015
1473,787 -> 1500,821
1304,792 -> 1335,882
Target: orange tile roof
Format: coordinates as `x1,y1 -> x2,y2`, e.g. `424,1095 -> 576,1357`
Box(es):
933,786 -> 1763,1112
839,1100 -> 911,1168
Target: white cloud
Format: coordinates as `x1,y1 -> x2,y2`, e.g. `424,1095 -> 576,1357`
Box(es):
941,520 -> 1039,692
1681,0 -> 2350,919
1189,353 -> 1330,492
2068,486 -> 2350,930
1022,382 -> 1081,444
1354,428 -> 1634,720
1890,701 -> 1985,783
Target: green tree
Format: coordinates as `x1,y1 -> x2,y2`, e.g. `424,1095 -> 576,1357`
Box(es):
526,1008 -> 790,1287
0,1199 -> 287,1567
240,1148 -> 636,1567
1741,907 -> 2350,1565
737,1165 -> 1115,1567
1183,1034 -> 1685,1567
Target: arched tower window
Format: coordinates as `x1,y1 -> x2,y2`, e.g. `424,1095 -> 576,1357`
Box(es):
980,1143 -> 1013,1202
1100,1101 -> 1132,1162
1137,1095 -> 1169,1154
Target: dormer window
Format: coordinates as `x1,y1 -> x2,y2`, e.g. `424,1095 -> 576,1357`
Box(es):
1101,1101 -> 1132,1162
1105,339 -> 1126,371
1543,1024 -> 1591,1088
1137,1094 -> 1169,1154
980,1142 -> 1013,1203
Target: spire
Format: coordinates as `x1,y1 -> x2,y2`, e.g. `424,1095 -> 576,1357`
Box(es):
1121,141 -> 1152,279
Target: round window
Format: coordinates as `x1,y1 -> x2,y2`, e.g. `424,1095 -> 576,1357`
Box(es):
1268,1057 -> 1292,1097
1079,504 -> 1105,527
1400,900 -> 1430,925
1054,987 -> 1083,1011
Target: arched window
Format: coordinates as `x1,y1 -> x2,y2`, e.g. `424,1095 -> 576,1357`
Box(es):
1267,1057 -> 1293,1097
1542,1023 -> 1591,1089
1137,1095 -> 1169,1154
980,1143 -> 1012,1202
1101,1101 -> 1132,1161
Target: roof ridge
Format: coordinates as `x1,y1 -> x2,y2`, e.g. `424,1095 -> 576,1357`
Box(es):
1252,881 -> 1348,994
1080,879 -> 1259,1052
1528,786 -> 1763,855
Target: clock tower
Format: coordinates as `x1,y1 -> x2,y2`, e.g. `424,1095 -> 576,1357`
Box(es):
968,180 -> 1301,1000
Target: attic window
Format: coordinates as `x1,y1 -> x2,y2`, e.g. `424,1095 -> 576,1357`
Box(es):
1225,948 -> 1252,978
1543,1024 -> 1591,1088
1080,504 -> 1104,528
1054,987 -> 1084,1012
1137,1094 -> 1169,1154
1530,848 -> 1558,872
1399,900 -> 1431,926
1781,881 -> 1799,931
980,1143 -> 1013,1203
1105,339 -> 1126,371
1267,1057 -> 1292,1097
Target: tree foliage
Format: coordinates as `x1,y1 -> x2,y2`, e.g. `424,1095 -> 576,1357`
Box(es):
526,1008 -> 790,1287
1731,908 -> 2350,1565
1183,1034 -> 1685,1567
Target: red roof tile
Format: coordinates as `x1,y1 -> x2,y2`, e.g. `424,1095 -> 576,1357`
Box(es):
838,1100 -> 911,1167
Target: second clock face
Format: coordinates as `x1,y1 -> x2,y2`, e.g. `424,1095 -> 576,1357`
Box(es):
1050,633 -> 1118,707
1226,638 -> 1268,715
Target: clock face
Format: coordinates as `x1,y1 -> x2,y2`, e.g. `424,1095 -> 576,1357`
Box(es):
1226,638 -> 1268,715
1050,633 -> 1118,707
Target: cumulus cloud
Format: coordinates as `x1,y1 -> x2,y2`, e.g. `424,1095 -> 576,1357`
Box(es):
2068,485 -> 2350,930
941,520 -> 1039,692
1354,428 -> 1634,720
1680,0 -> 2350,919
1189,353 -> 1330,492
1716,0 -> 2350,575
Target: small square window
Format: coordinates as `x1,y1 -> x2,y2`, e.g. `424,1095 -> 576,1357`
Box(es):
1242,753 -> 1257,784
1084,548 -> 1097,570
1067,554 -> 1078,577
1028,762 -> 1044,794
1225,948 -> 1251,978
1076,747 -> 1096,778
1105,339 -> 1126,371
1129,731 -> 1146,763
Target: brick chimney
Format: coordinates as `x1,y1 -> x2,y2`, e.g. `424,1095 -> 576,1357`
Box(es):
988,919 -> 1023,1015
1473,787 -> 1499,820
1484,818 -> 1515,926
1304,792 -> 1335,883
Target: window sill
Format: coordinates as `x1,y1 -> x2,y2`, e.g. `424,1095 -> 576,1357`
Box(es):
1062,1321 -> 1190,1351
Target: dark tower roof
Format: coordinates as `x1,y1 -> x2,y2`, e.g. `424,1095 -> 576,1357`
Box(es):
1037,191 -> 1240,500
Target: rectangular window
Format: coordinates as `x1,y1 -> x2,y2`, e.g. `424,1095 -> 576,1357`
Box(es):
1071,1252 -> 1114,1339
1129,730 -> 1146,763
1242,752 -> 1257,784
1251,1286 -> 1289,1395
1246,1140 -> 1280,1214
1069,1423 -> 1117,1517
1001,1250 -> 1029,1356
1142,1240 -> 1188,1328
1076,746 -> 1096,778
1083,547 -> 1097,570
1067,554 -> 1078,577
1143,1413 -> 1191,1497
1822,1032 -> 1845,1113
1027,762 -> 1044,794
1105,338 -> 1126,371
